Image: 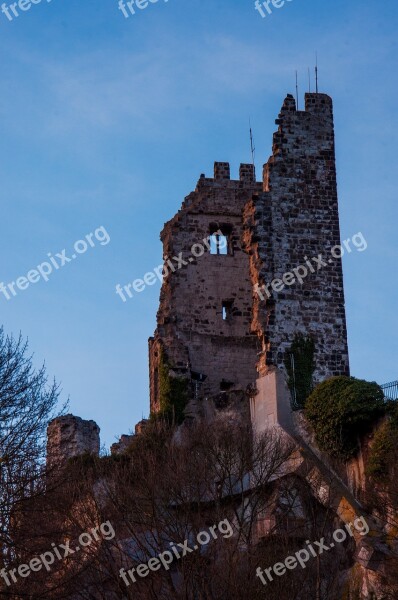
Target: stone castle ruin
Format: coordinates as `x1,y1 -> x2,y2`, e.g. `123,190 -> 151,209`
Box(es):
149,92 -> 349,419
44,92 -> 394,599
47,91 -> 351,461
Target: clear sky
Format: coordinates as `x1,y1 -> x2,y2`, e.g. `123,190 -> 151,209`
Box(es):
0,0 -> 397,449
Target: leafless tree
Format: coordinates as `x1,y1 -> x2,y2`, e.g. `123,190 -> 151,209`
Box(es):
0,327 -> 64,595
18,418 -> 355,600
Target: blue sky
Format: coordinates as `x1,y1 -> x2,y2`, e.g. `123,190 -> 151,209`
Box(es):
0,0 -> 397,449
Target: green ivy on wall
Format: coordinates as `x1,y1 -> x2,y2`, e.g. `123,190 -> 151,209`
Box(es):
156,348 -> 190,424
284,333 -> 315,409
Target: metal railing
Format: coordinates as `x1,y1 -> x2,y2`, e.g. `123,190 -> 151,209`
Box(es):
381,381 -> 398,401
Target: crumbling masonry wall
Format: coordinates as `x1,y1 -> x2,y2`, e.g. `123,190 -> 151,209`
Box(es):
149,163 -> 262,414
47,414 -> 100,469
150,92 -> 350,416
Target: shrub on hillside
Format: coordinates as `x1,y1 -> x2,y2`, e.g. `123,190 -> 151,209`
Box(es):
366,402 -> 398,481
305,376 -> 385,461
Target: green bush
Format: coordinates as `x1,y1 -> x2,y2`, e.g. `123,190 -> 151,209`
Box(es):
305,376 -> 385,461
366,403 -> 398,481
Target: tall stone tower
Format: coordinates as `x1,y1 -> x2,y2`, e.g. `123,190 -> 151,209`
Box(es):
246,93 -> 350,382
149,92 -> 349,416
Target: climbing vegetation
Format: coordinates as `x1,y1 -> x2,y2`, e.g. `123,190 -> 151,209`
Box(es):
284,333 -> 315,409
155,348 -> 190,424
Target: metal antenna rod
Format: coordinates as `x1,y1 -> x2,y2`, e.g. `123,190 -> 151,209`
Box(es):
295,70 -> 299,109
315,52 -> 319,93
249,118 -> 255,167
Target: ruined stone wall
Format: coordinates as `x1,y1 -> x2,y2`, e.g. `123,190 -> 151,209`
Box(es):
150,92 -> 350,416
149,163 -> 262,414
110,434 -> 134,455
47,414 -> 100,469
246,93 -> 350,383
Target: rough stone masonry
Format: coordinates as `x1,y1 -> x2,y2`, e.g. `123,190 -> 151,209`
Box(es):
149,92 -> 350,416
47,415 -> 100,469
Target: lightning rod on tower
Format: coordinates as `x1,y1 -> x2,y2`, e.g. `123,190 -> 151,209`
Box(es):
249,118 -> 255,167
